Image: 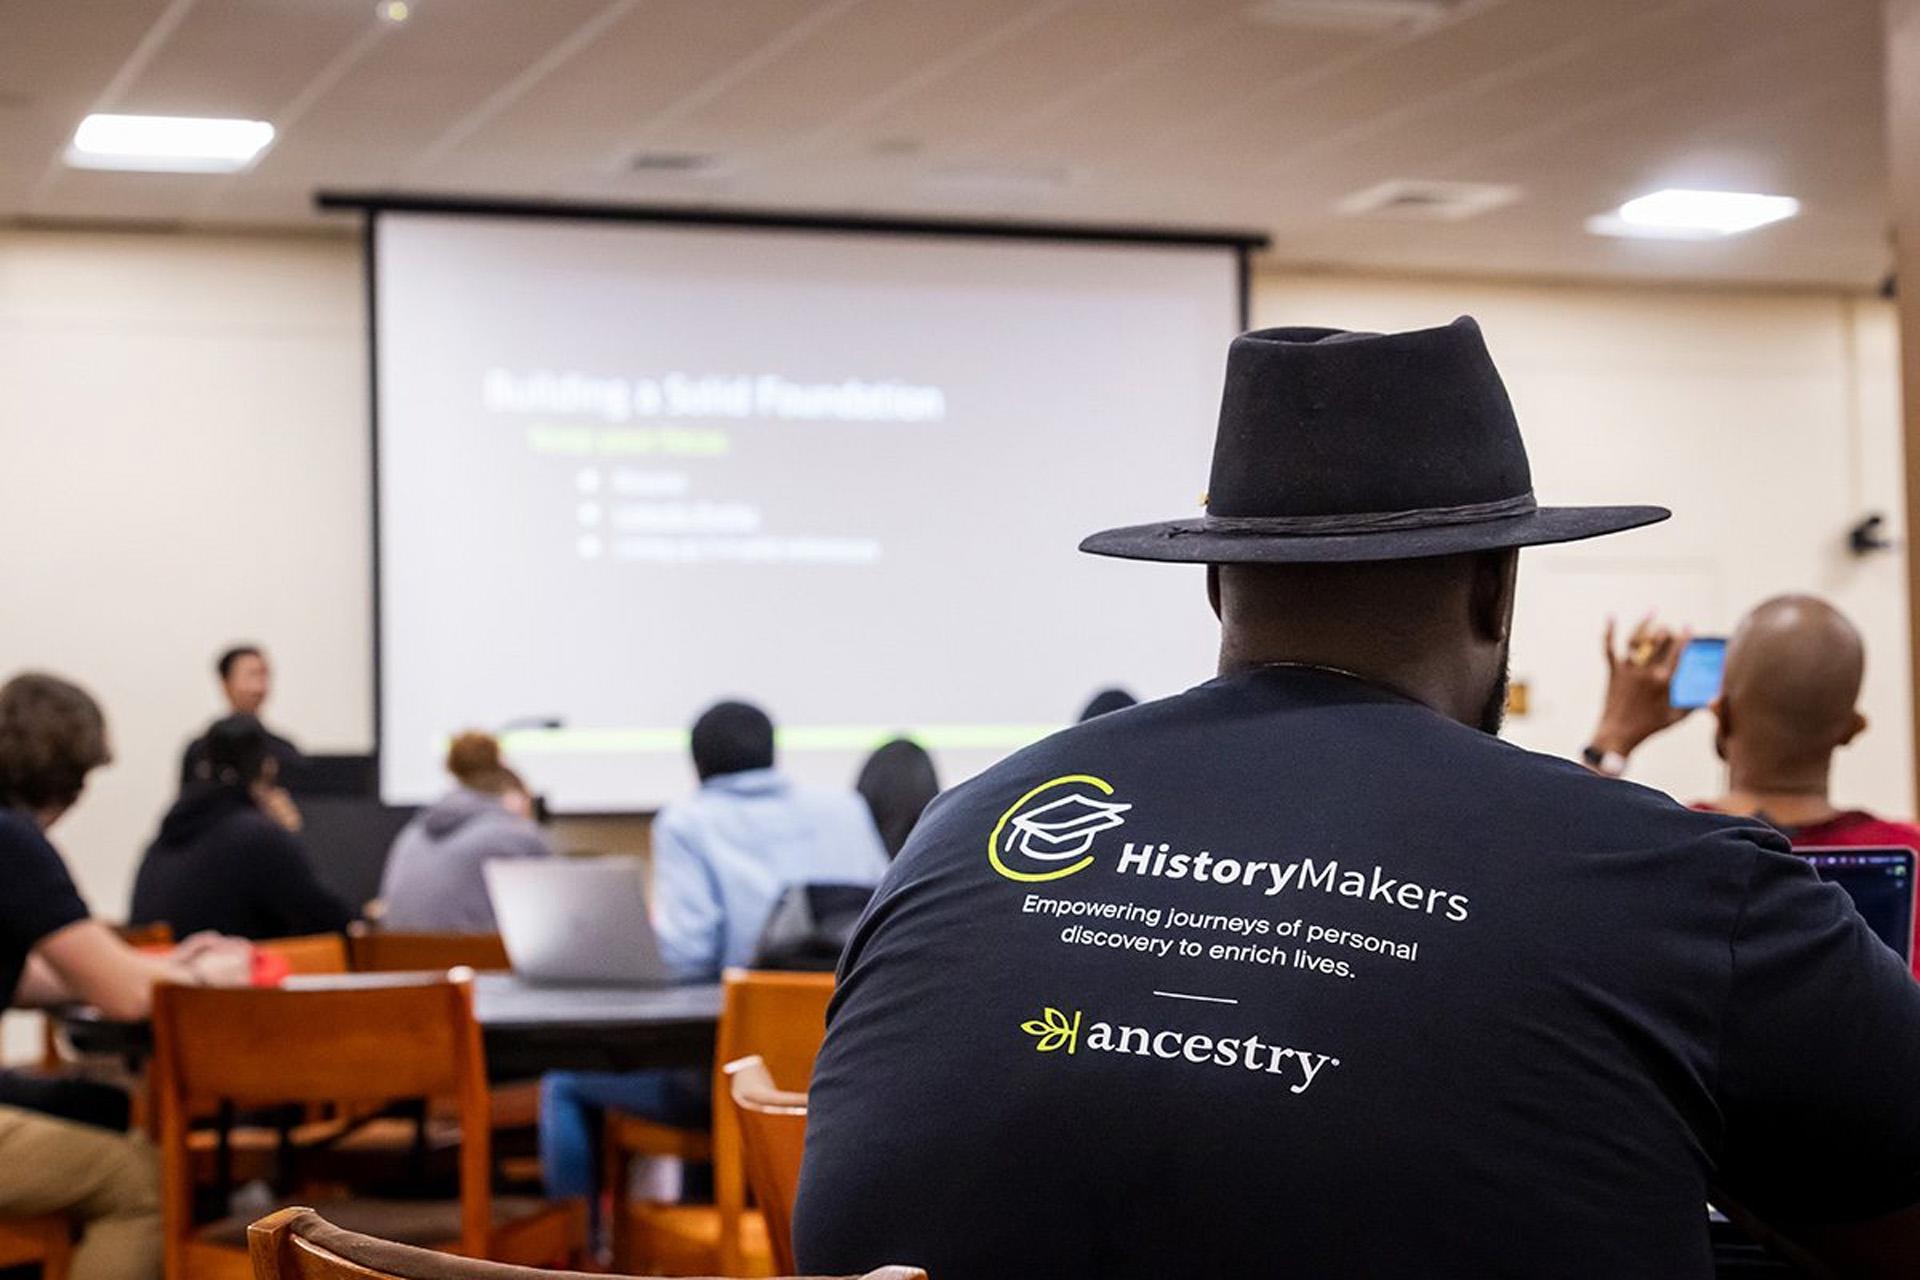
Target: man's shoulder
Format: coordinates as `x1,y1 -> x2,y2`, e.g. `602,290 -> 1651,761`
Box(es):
0,809 -> 58,861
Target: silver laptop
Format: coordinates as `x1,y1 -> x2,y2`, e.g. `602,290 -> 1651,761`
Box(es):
484,856 -> 674,986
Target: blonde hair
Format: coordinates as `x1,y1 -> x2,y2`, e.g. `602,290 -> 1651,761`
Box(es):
445,731 -> 526,797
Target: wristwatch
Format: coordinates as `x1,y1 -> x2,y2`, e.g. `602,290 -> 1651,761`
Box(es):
1581,743 -> 1628,777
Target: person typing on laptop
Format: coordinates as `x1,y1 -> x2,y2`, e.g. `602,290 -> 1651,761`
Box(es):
537,699 -> 886,1244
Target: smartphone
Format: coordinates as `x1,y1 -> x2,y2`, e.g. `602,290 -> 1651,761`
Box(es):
1669,636 -> 1726,710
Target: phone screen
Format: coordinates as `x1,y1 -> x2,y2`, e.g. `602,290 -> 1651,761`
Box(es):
1669,637 -> 1726,710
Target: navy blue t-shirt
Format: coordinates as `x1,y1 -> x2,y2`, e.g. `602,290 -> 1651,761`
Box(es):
796,668 -> 1920,1279
0,808 -> 90,1009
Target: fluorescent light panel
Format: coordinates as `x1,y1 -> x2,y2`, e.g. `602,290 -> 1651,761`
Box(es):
1586,188 -> 1799,240
66,113 -> 274,173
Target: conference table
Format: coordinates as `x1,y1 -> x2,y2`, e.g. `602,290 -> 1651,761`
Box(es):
59,973 -> 725,1081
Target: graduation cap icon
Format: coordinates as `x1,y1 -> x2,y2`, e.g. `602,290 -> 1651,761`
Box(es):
1004,793 -> 1133,863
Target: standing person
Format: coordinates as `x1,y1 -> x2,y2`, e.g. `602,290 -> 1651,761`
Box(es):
179,645 -> 303,790
1585,599 -> 1920,847
539,700 -> 886,1240
0,672 -> 249,1280
854,738 -> 939,859
379,731 -> 551,932
796,319 -> 1920,1278
133,715 -> 354,939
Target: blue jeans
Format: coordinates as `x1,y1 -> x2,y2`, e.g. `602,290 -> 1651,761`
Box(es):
538,1069 -> 709,1203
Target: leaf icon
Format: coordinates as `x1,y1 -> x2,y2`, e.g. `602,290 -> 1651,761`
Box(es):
1020,1006 -> 1081,1053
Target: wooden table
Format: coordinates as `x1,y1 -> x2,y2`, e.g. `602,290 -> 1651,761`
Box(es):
58,973 -> 724,1080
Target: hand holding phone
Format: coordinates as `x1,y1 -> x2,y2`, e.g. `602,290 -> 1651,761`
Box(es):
1593,615 -> 1696,759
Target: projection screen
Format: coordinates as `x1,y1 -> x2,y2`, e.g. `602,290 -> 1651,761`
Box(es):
369,206 -> 1250,811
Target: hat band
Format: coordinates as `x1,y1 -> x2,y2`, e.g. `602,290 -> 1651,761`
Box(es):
1193,491 -> 1537,537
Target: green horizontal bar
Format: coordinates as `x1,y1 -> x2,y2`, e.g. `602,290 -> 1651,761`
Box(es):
491,723 -> 1061,755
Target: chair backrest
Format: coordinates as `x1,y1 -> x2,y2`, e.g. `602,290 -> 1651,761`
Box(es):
710,970 -> 835,1274
257,933 -> 351,975
725,1056 -> 809,1275
0,1216 -> 72,1280
348,930 -> 511,973
246,1207 -> 924,1280
154,978 -> 491,1280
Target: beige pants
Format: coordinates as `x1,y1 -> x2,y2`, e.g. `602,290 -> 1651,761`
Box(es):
0,1104 -> 160,1280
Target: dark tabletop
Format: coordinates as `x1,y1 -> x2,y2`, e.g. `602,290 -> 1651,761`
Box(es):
57,972 -> 724,1080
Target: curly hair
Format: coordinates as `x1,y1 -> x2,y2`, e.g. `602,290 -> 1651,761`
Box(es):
0,672 -> 112,812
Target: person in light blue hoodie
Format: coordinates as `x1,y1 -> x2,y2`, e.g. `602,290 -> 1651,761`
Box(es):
539,700 -> 886,1242
378,732 -> 550,932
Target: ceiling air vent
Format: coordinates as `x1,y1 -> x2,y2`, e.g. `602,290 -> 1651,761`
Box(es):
1247,0 -> 1462,36
627,151 -> 720,175
1335,179 -> 1520,222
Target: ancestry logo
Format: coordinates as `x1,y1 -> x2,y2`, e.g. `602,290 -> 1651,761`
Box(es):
1018,1004 -> 1340,1095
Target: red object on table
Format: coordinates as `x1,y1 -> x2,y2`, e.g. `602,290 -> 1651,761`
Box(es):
250,948 -> 290,987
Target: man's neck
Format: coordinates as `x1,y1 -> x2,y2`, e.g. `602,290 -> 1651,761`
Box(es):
1713,760 -> 1839,829
1218,637 -> 1471,727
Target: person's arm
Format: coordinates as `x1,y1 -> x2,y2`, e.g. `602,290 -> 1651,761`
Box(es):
1712,838 -> 1920,1275
252,826 -> 356,935
649,812 -> 725,981
1582,615 -> 1692,775
29,920 -> 248,1020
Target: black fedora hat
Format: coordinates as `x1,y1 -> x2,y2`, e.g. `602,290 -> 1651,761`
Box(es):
1080,316 -> 1667,564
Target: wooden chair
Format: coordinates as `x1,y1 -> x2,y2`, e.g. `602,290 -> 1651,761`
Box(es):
345,929 -> 538,1147
0,1215 -> 73,1280
153,975 -> 583,1280
725,1057 -> 809,1275
347,931 -> 511,975
246,1206 -> 923,1280
611,970 -> 835,1276
255,934 -> 350,976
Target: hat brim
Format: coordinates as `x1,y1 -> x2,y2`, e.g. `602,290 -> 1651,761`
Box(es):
1079,505 -> 1670,564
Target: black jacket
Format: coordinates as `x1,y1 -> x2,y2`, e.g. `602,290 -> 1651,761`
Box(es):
130,786 -> 353,940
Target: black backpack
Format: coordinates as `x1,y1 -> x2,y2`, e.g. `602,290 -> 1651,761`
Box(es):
750,882 -> 875,972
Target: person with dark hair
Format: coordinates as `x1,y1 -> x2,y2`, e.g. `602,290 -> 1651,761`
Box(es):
379,731 -> 551,931
0,672 -> 249,1280
855,738 -> 940,858
796,320 -> 1920,1278
1077,687 -> 1139,721
133,714 -> 353,939
653,699 -> 886,978
537,700 -> 886,1231
178,644 -> 304,790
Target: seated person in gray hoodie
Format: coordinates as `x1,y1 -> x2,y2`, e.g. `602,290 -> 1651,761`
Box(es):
378,732 -> 551,932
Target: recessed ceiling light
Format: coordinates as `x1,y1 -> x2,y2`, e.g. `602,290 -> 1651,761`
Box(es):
1586,188 -> 1799,240
377,0 -> 412,22
65,113 -> 274,173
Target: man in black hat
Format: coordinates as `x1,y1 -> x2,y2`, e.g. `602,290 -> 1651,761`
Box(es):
794,319 -> 1920,1278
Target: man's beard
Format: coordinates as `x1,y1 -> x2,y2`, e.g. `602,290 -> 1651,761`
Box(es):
1478,649 -> 1512,736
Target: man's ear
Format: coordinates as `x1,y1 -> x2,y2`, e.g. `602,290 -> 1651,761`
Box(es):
1839,710 -> 1868,747
1468,550 -> 1517,644
1709,693 -> 1731,762
1207,564 -> 1222,621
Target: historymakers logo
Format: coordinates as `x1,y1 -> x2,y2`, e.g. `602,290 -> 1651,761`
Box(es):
988,774 -> 1131,882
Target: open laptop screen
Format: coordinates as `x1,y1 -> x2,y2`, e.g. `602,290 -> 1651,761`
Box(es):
1802,848 -> 1915,964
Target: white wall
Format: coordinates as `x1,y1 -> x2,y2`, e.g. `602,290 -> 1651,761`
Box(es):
0,229 -> 371,911
0,228 -> 1909,918
1253,274 -> 1912,814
